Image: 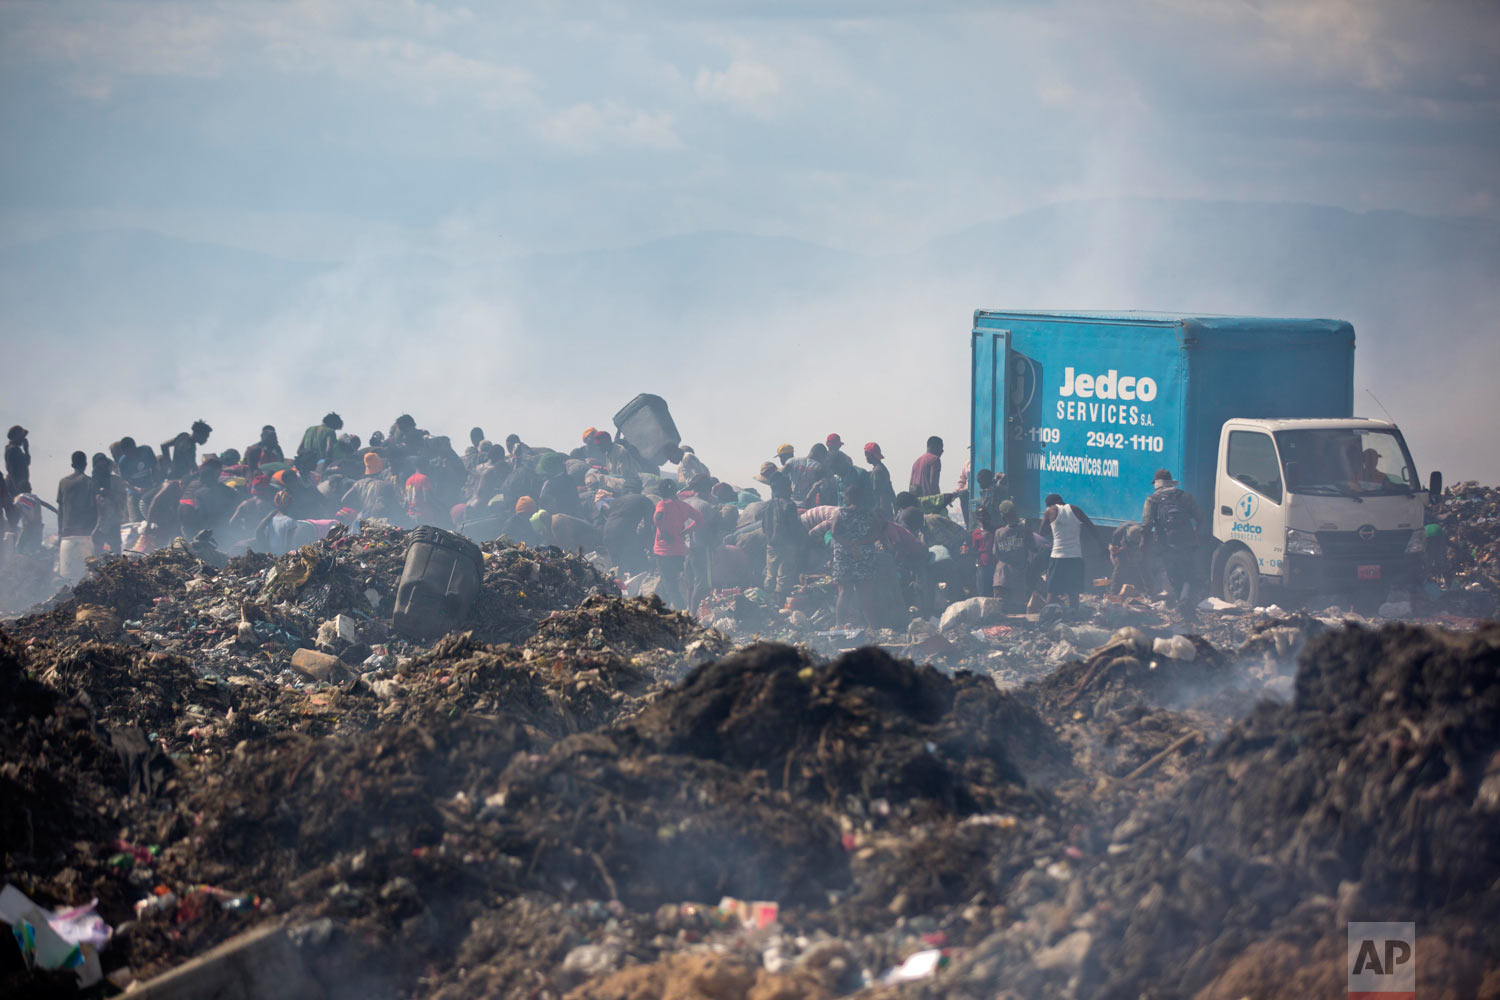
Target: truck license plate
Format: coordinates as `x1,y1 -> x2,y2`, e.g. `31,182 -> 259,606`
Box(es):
1357,565 -> 1381,581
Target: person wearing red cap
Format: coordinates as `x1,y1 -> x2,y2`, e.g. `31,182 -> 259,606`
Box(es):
405,471 -> 439,524
864,442 -> 894,517
825,433 -> 844,458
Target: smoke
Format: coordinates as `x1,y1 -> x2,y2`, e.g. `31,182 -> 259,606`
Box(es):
4,198 -> 1497,518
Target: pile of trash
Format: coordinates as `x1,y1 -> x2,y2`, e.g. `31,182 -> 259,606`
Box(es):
619,644 -> 1070,815
8,522 -> 614,667
928,622 -> 1500,999
530,593 -> 731,681
4,513 -> 1499,997
1431,482 -> 1500,608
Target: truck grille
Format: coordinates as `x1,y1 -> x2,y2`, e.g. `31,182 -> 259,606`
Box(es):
1315,529 -> 1413,559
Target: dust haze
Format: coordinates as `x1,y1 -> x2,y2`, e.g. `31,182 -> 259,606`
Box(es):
4,198 -> 1495,497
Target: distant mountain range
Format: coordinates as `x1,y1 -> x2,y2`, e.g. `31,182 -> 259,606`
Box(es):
3,198 -> 1496,484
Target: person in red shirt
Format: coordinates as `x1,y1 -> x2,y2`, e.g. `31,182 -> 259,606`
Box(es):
652,480 -> 700,609
910,435 -> 943,497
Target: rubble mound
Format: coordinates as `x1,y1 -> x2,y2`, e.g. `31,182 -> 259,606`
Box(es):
171,716 -> 528,899
564,951 -> 830,1000
1185,622 -> 1500,907
11,544 -> 215,644
10,524 -> 616,656
468,542 -> 617,644
1025,630 -> 1229,719
30,642 -> 225,735
621,643 -> 1071,815
397,631 -> 652,738
1048,622 -> 1500,999
529,593 -> 731,679
0,633 -> 130,945
1433,482 -> 1500,609
487,732 -> 851,909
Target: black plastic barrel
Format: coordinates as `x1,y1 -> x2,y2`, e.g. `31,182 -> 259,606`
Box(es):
391,525 -> 484,640
612,393 -> 681,465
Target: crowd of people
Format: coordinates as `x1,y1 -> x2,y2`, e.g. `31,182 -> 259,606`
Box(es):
0,414 -> 1207,627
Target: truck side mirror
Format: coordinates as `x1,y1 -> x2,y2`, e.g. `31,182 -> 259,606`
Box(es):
1428,470 -> 1443,500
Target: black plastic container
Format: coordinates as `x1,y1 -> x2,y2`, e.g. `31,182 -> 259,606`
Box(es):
612,393 -> 682,465
391,525 -> 484,640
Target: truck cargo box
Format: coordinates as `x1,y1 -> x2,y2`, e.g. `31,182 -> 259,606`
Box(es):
971,311 -> 1355,525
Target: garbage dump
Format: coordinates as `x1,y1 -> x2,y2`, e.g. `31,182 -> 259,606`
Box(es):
1,404 -> 1497,997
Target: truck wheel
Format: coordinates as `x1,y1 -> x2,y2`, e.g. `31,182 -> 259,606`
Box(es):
1222,549 -> 1261,606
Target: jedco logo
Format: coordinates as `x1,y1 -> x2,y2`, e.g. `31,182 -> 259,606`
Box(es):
1232,492 -> 1262,534
1059,367 -> 1158,401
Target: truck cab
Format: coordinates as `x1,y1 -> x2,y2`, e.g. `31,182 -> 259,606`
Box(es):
1211,417 -> 1431,605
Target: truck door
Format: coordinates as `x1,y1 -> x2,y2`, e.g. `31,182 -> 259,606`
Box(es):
1217,427 -> 1286,582
971,326 -> 1011,501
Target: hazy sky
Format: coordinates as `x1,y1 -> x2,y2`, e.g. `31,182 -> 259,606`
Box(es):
4,0 -> 1497,255
2,0 -> 1498,489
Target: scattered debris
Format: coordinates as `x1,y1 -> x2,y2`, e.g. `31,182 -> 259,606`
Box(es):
2,522 -> 1497,997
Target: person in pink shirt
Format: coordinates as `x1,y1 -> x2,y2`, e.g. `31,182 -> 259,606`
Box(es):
652,480 -> 700,609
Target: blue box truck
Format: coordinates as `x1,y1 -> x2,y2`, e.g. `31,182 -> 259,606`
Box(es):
971,311 -> 1439,604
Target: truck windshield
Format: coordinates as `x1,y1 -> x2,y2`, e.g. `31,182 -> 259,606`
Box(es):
1274,428 -> 1419,497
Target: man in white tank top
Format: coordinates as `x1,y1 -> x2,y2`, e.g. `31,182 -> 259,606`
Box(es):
1042,493 -> 1102,611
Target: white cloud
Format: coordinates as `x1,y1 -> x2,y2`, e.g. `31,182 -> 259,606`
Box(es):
0,0 -> 529,106
694,59 -> 781,115
538,101 -> 682,152
264,35 -> 533,109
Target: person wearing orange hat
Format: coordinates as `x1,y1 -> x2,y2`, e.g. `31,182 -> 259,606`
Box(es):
502,496 -> 542,545
775,443 -> 794,468
864,442 -> 895,517
341,453 -> 402,522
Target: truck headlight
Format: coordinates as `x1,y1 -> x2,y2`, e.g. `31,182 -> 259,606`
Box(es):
1286,529 -> 1322,556
1405,530 -> 1425,555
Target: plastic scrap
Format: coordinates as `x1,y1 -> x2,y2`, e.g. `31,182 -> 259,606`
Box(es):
0,883 -> 109,987
1152,635 -> 1197,661
881,947 -> 950,983
716,896 -> 779,930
